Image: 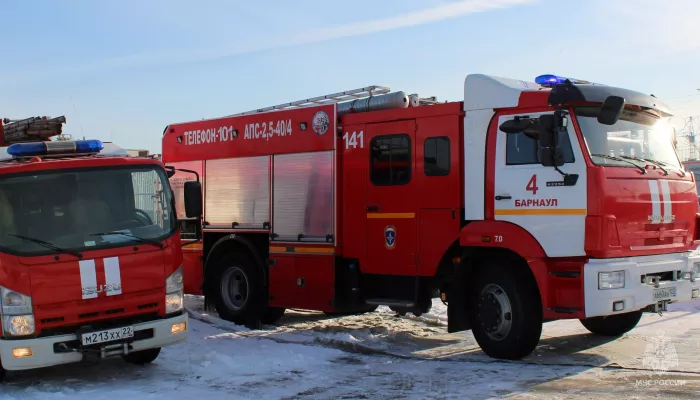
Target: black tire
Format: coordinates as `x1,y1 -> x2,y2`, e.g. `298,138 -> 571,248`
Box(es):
579,310 -> 643,336
0,361 -> 5,383
123,348 -> 161,365
261,306 -> 286,324
212,251 -> 275,326
467,258 -> 543,360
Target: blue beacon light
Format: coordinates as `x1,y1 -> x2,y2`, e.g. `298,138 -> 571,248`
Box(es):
7,139 -> 104,157
535,74 -> 590,86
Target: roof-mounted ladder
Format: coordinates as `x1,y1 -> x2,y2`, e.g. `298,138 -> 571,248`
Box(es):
1,116 -> 67,145
229,85 -> 391,117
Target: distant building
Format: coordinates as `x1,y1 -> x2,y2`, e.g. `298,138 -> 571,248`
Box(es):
126,149 -> 150,157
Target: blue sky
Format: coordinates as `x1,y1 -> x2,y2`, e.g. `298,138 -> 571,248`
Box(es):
1,0 -> 699,154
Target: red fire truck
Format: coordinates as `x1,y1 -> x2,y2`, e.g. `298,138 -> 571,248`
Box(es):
0,116 -> 188,380
162,74 -> 700,360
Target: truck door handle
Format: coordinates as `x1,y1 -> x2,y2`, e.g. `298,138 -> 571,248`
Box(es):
366,205 -> 379,211
495,195 -> 512,201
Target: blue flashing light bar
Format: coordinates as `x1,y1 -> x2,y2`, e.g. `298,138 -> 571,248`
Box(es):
535,74 -> 591,86
7,139 -> 104,158
74,139 -> 104,153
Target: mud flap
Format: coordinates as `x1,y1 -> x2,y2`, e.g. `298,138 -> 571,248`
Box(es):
447,264 -> 472,333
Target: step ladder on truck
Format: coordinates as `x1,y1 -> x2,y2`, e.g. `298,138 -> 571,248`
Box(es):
163,73 -> 700,360
0,115 -> 188,381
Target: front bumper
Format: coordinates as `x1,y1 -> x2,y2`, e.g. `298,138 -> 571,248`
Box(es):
584,251 -> 700,318
0,312 -> 188,371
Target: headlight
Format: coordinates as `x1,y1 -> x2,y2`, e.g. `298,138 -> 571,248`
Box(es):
599,271 -> 625,290
166,265 -> 184,294
165,266 -> 184,314
2,315 -> 35,337
0,286 -> 35,337
1,286 -> 32,315
165,292 -> 184,314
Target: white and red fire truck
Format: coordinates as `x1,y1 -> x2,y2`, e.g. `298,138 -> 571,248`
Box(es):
162,74 -> 700,360
0,116 -> 188,380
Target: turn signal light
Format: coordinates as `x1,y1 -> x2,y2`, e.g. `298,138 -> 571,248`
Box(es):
171,321 -> 187,334
12,347 -> 33,358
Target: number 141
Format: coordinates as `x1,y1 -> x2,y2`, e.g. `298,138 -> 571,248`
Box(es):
343,131 -> 364,150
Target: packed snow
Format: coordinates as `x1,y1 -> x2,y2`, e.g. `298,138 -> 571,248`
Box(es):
1,296 -> 698,399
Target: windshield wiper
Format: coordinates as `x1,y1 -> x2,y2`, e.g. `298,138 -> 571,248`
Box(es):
618,155 -> 668,176
644,158 -> 683,176
90,231 -> 164,249
590,154 -> 646,174
7,233 -> 83,259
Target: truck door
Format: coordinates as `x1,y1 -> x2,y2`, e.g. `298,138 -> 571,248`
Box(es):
364,120 -> 418,275
492,112 -> 587,257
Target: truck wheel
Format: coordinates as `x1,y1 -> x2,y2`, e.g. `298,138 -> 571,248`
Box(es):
579,310 -> 643,336
0,362 -> 5,382
213,251 -> 273,326
260,306 -> 286,324
123,348 -> 161,365
468,259 -> 542,360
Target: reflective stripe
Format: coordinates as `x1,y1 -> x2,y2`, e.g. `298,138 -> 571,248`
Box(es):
103,257 -> 122,296
79,260 -> 98,300
660,179 -> 673,223
648,180 -> 661,224
494,208 -> 586,216
366,213 -> 415,219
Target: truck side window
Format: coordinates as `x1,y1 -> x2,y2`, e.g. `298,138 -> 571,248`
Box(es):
424,137 -> 450,176
371,134 -> 411,186
506,130 -> 575,165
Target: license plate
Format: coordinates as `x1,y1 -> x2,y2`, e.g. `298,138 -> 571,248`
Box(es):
81,326 -> 134,346
653,286 -> 677,300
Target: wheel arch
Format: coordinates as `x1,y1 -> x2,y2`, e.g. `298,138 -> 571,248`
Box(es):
202,233 -> 269,299
448,242 -> 545,335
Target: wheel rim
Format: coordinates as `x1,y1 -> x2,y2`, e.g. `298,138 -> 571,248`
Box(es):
477,283 -> 513,341
220,266 -> 249,311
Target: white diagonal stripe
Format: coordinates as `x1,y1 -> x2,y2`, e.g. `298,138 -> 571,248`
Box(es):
103,257 -> 122,296
648,180 -> 661,224
660,179 -> 672,223
79,259 -> 98,299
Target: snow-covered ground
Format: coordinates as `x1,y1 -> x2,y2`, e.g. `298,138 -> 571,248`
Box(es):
1,296 -> 699,399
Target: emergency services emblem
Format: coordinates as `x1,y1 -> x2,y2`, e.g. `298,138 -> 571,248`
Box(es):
312,111 -> 330,136
384,225 -> 396,250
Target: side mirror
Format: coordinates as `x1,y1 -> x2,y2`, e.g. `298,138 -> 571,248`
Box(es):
164,166 -> 176,178
538,115 -> 558,148
540,148 -> 565,167
183,181 -> 203,218
500,118 -> 540,140
499,118 -> 531,134
598,95 -> 625,125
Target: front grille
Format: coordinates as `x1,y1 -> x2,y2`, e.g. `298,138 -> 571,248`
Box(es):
641,270 -> 680,284
38,312 -> 160,338
40,316 -> 65,324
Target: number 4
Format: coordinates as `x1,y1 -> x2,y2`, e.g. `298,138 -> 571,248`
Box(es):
526,174 -> 538,195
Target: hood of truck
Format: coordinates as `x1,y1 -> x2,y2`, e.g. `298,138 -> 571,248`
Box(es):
586,170 -> 698,258
17,246 -> 167,306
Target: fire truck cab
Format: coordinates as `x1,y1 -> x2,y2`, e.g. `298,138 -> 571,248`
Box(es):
0,116 -> 188,380
163,74 -> 700,360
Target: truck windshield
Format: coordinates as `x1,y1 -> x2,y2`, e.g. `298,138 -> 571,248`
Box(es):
0,165 -> 175,257
574,106 -> 681,170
